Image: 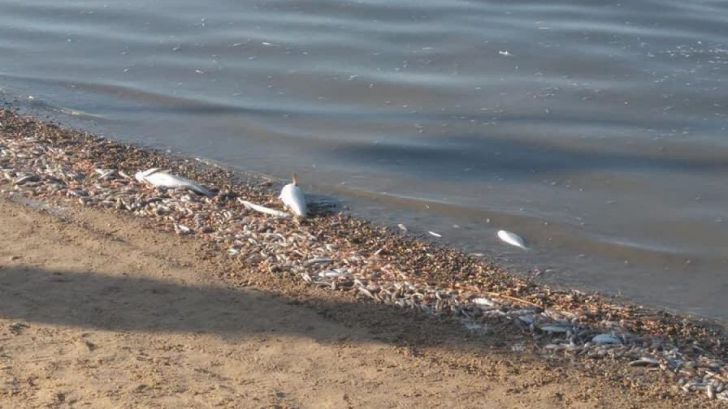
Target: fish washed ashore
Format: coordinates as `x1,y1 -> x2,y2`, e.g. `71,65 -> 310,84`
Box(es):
1,108 -> 727,405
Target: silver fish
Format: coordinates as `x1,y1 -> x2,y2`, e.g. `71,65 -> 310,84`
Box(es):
279,174 -> 307,217
497,230 -> 528,249
135,168 -> 214,197
592,334 -> 622,345
629,357 -> 659,367
239,199 -> 290,218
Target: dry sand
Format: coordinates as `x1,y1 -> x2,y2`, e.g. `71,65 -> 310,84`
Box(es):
0,196 -> 717,408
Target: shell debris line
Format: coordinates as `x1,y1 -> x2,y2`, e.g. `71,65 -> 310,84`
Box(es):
0,109 -> 727,403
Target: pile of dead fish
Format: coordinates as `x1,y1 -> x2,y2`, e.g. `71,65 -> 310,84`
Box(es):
302,264 -> 728,400
1,129 -> 727,403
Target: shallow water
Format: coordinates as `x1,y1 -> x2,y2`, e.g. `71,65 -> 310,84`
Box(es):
1,0 -> 727,321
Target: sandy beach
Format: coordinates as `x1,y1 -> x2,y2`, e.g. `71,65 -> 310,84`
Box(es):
0,109 -> 726,408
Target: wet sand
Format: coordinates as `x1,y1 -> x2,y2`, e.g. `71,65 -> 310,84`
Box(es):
0,109 -> 726,407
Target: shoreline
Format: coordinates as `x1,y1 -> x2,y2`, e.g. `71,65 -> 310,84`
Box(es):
0,189 -> 703,408
1,108 -> 727,404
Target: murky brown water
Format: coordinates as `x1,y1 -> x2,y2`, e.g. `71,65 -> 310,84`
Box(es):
1,0 -> 727,321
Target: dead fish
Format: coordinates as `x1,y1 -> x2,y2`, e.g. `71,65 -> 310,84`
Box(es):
428,231 -> 442,238
471,297 -> 495,307
95,168 -> 117,180
517,315 -> 536,325
397,223 -> 407,232
135,168 -> 214,197
357,286 -> 375,299
592,334 -> 622,345
174,223 -> 192,235
629,357 -> 659,367
304,257 -> 332,266
497,230 -> 528,249
58,106 -> 107,119
239,199 -> 290,218
538,324 -> 572,334
279,174 -> 307,217
319,269 -> 349,278
14,173 -> 39,185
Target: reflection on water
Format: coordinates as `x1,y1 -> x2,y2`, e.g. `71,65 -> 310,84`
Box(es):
1,0 -> 727,321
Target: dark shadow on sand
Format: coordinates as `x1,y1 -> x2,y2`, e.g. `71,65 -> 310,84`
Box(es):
0,265 -> 483,347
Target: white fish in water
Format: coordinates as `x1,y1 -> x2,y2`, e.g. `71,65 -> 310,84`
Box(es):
428,231 -> 442,238
497,230 -> 528,249
135,168 -> 214,197
279,174 -> 307,217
